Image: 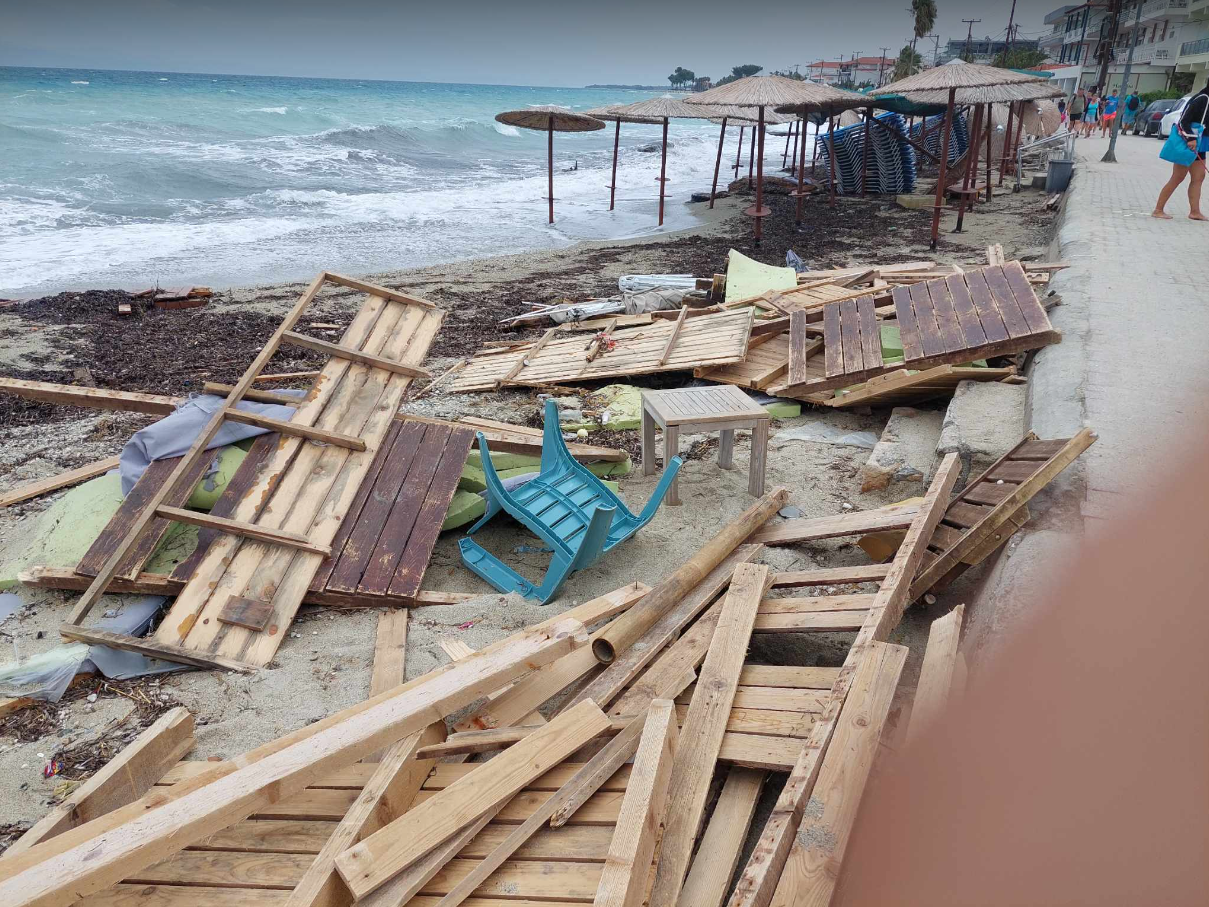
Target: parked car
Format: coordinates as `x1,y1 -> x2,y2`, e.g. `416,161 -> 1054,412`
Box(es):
1159,95 -> 1192,138
1135,98 -> 1182,137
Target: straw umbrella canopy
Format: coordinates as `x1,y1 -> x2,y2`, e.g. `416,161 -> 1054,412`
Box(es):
606,96 -> 731,226
688,76 -> 867,236
583,104 -> 660,213
495,105 -> 604,223
870,62 -> 1049,249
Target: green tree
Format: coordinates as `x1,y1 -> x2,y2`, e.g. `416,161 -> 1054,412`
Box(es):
716,64 -> 764,86
992,47 -> 1049,69
911,0 -> 937,55
893,44 -> 923,81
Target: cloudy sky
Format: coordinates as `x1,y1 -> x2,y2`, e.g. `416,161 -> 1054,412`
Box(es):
3,0 -> 1060,85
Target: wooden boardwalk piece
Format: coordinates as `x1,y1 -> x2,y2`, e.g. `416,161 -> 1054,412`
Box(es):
452,308 -> 754,392
59,273 -> 445,669
783,262 -> 1060,395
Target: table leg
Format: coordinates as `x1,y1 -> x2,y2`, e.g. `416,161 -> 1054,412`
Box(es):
665,424 -> 681,506
641,408 -> 656,477
718,429 -> 734,470
748,419 -> 769,497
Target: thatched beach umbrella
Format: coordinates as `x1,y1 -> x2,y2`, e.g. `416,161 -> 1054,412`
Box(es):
583,105 -> 659,212
495,106 -> 604,223
606,96 -> 734,227
688,75 -> 865,241
872,62 -> 1048,248
706,108 -> 762,208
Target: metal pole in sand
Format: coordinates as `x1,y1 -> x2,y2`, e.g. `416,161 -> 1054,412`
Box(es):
657,116 -> 669,226
783,120 -> 793,168
790,118 -> 800,175
792,104 -> 810,225
547,115 -> 555,224
747,124 -> 755,188
609,119 -> 620,210
998,101 -> 1015,185
734,126 -> 745,176
749,105 -> 768,243
826,107 -> 838,207
861,106 -> 873,196
985,104 -> 993,201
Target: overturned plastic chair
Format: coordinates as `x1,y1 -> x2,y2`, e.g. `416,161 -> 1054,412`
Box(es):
459,399 -> 682,603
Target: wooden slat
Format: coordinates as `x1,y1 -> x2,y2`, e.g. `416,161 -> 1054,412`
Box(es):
822,304 -> 844,378
7,709 -> 194,856
767,642 -> 908,907
981,265 -> 1032,339
592,700 -> 679,907
222,409 -> 367,451
963,269 -> 1010,343
838,298 -> 863,375
942,500 -> 995,529
323,272 -> 438,309
787,311 -> 810,390
753,610 -> 868,633
0,620 -> 584,907
986,460 -> 1037,483
926,276 -> 965,354
856,296 -> 881,369
891,285 -> 924,361
961,480 -> 1015,506
758,594 -> 877,615
0,456 -> 121,509
769,565 -> 890,587
0,378 -> 180,415
334,700 -> 610,901
1000,261 -> 1052,333
282,330 -> 431,379
737,666 -> 842,689
647,563 -> 768,907
656,306 -> 690,366
678,766 -> 765,907
750,502 -> 920,545
77,457 -> 180,577
944,273 -> 988,348
906,605 -> 965,745
78,886 -> 285,906
154,506 -> 333,557
906,281 -> 945,358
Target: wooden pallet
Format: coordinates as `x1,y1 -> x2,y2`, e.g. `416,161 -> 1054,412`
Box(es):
452,308 -> 754,393
781,263 -> 1061,395
816,364 -> 1018,408
59,273 -> 443,670
909,430 -> 1097,600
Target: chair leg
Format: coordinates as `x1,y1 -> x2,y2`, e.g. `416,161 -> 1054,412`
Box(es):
749,419 -> 769,497
665,425 -> 681,506
718,429 -> 734,470
642,409 -> 656,477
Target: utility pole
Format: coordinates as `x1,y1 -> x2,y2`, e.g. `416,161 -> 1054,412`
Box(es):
877,47 -> 890,86
1095,0 -> 1123,94
1103,0 -> 1141,162
924,33 -> 941,66
962,19 -> 982,60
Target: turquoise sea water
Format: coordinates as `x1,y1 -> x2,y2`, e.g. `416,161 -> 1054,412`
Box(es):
0,67 -> 777,296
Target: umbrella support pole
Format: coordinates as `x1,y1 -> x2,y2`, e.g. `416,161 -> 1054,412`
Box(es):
547,118 -> 554,224
826,110 -> 837,207
955,103 -> 983,233
657,117 -> 669,226
710,118 -> 727,209
734,126 -> 744,176
793,105 -> 809,225
747,124 -> 754,188
789,120 -> 800,175
811,119 -> 820,177
754,107 -> 765,242
985,106 -> 993,202
998,101 -> 1015,185
861,106 -> 873,197
609,119 -> 620,211
929,89 -> 956,250
782,120 -> 793,169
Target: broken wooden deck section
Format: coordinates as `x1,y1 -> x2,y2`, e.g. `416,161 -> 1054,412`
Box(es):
780,262 -> 1060,395
452,308 -> 754,392
60,273 -> 445,670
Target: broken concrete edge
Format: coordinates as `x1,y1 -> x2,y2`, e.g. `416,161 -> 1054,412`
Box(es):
956,177 -> 1090,668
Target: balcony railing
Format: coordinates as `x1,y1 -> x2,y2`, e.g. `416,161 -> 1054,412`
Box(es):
1140,0 -> 1189,19
1181,35 -> 1209,55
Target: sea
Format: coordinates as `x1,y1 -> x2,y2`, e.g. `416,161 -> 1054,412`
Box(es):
0,67 -> 790,297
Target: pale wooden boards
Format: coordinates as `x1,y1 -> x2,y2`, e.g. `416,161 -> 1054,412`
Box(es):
0,455 -> 121,508
452,309 -> 755,392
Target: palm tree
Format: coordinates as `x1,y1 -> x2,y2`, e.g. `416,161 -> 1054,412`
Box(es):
893,44 -> 924,81
911,0 -> 937,57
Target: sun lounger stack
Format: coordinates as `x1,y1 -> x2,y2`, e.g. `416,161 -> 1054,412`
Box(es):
816,112 -> 916,195
910,111 -> 969,165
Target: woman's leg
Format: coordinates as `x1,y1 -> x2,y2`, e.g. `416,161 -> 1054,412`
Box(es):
1189,159 -> 1206,220
1153,163 -> 1189,218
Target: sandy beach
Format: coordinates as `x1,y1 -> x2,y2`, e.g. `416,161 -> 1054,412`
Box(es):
0,178 -> 1059,831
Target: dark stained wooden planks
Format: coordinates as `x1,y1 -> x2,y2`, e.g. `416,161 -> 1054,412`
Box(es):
322,418 -> 473,601
821,298 -> 882,380
217,597 -> 275,632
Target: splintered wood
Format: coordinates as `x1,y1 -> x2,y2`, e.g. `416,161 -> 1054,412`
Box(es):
452,308 -> 754,391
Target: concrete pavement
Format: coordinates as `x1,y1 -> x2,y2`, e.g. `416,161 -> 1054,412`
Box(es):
964,131 -> 1209,657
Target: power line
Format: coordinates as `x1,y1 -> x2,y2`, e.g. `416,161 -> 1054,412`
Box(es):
962,18 -> 982,58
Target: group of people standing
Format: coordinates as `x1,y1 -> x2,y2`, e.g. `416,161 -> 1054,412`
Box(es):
1063,87 -> 1141,137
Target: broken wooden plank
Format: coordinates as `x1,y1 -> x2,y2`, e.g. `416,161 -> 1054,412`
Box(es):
334,699 -> 611,901
0,619 -> 585,907
767,641 -> 908,906
906,604 -> 965,746
216,596 -> 275,632
154,505 -> 333,557
751,502 -> 920,545
0,378 -> 180,415
282,330 -> 432,380
592,700 -> 679,907
0,456 -> 120,509
6,709 -> 195,856
323,272 -> 438,309
678,766 -> 765,907
647,563 -> 769,907
770,565 -> 891,587
222,408 -> 367,451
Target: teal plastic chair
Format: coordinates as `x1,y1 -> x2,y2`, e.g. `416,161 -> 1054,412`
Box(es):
459,399 -> 682,603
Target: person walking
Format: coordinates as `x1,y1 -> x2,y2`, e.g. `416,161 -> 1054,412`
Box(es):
1069,89 -> 1085,132
1122,91 -> 1142,135
1100,90 -> 1119,137
1084,92 -> 1100,138
1152,78 -> 1209,220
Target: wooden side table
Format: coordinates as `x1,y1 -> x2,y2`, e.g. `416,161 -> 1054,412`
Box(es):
641,385 -> 770,506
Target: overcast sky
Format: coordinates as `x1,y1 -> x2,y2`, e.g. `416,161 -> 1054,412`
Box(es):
3,0 -> 1059,86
